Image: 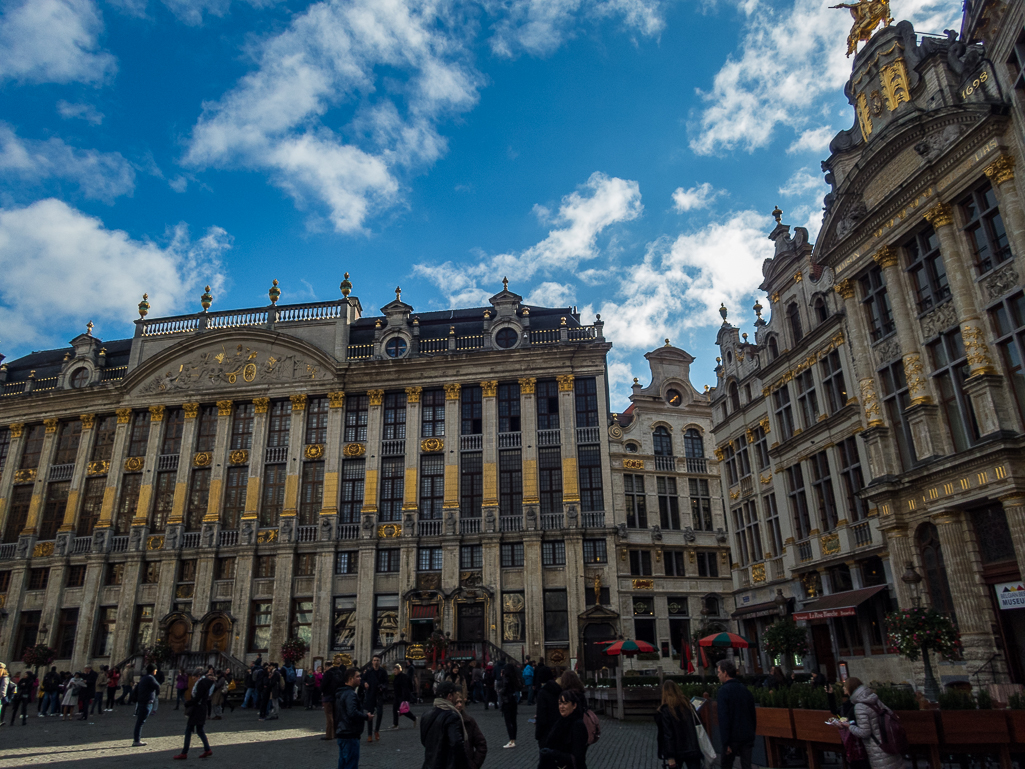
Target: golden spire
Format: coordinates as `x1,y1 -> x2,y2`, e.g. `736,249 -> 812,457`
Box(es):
831,0 -> 892,57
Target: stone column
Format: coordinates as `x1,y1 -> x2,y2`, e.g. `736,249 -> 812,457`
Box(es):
240,399 -> 269,545
1001,494 -> 1025,587
57,414 -> 97,550
360,390 -> 385,537
96,408 -> 134,540
557,374 -> 578,526
403,387 -> 422,524
985,154 -> 1025,277
269,549 -> 296,656
519,378 -> 540,531
882,525 -> 915,609
167,403 -> 201,534
923,202 -> 1011,437
21,418 -> 61,549
523,530 -> 544,652
231,553 -> 255,660
73,559 -> 106,665
312,544 -> 336,657
202,398 -> 235,538
112,556 -> 144,660
0,424 -> 25,538
483,537 -> 502,646
355,543 -> 378,661
128,406 -> 166,550
443,384 -> 462,526
319,391 -> 346,540
278,394 -> 307,542
481,381 -> 499,531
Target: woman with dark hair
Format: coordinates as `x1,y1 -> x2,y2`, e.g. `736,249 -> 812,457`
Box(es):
768,666 -> 788,690
539,690 -> 589,769
654,681 -> 702,769
498,662 -> 522,749
835,677 -> 903,769
534,666 -> 562,748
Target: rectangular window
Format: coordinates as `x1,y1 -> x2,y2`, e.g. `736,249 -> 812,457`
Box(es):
665,550 -> 686,576
629,549 -> 652,576
460,452 -> 483,518
292,599 -> 313,649
259,463 -> 286,527
689,478 -> 712,531
502,593 -> 525,642
0,428 -> 10,472
668,598 -> 690,659
460,544 -> 483,570
736,433 -> 751,478
376,548 -> 400,573
575,377 -> 599,427
15,610 -> 41,660
542,540 -> 566,566
115,474 -> 142,534
299,461 -> 325,525
56,608 -> 78,658
764,493 -> 784,557
751,425 -> 770,470
39,481 -> 70,541
55,420 -> 82,465
657,476 -> 680,530
796,369 -> 819,429
3,486 -> 31,543
498,382 -> 521,433
77,478 -> 105,537
161,409 -> 184,456
222,466 -> 248,530
836,437 -> 867,523
215,557 -> 235,580
333,596 -> 357,650
820,350 -> 848,415
420,454 -> 445,519
223,402 -> 253,452
379,457 -> 404,523
501,542 -> 524,568
0,571 -> 9,592
786,464 -> 812,540
962,181 -> 1010,274
374,594 -> 400,648
879,360 -> 915,469
582,538 -> 607,563
179,559 -> 197,582
536,380 -> 560,430
19,425 -> 45,469
340,459 -> 364,524
196,406 -> 218,453
633,597 -> 656,645
91,416 -> 117,462
421,389 -> 446,437
186,468 -> 212,532
733,500 -> 762,567
134,605 -> 154,653
499,449 -> 522,517
267,400 -> 291,448
66,564 -> 86,587
928,329 -> 978,452
578,445 -> 603,512
538,447 -> 563,515
305,396 -> 328,445
92,607 -> 116,657
810,451 -> 838,532
383,392 -> 407,441
461,385 -> 483,435
1010,27 -> 1025,106
418,546 -> 443,571
151,471 -> 175,532
543,589 -> 569,642
245,556 -> 270,580
624,474 -> 647,528
335,551 -> 358,575
105,562 -> 124,586
696,551 -> 719,578
28,567 -> 49,590
127,411 -> 150,457
344,394 -> 369,443
905,226 -> 950,312
773,387 -> 795,441
249,601 -> 272,652
723,443 -> 738,487
860,265 -> 895,342
295,553 -> 316,577
990,292 -> 1025,423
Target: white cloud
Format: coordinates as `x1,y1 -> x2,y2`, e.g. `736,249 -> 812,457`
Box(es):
778,168 -> 821,197
414,171 -> 642,302
0,123 -> 134,203
56,100 -> 104,125
169,175 -> 188,193
0,0 -> 116,85
107,0 -> 279,25
671,182 -> 720,212
787,125 -> 833,154
690,0 -> 961,155
0,199 -> 229,347
525,281 -> 576,306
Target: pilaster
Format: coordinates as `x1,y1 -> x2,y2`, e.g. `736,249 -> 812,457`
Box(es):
481,380 -> 498,508
269,548 -> 295,654
523,532 -> 544,652
319,392 -> 345,540
241,399 -> 269,544
984,154 -> 1025,280
279,394 -> 307,542
0,424 -> 25,539
21,419 -> 60,544
112,556 -> 144,661
168,403 -> 200,528
444,384 -> 462,522
557,375 -> 578,512
202,399 -> 234,525
519,378 -> 540,529
403,387 -> 422,514
361,390 -> 384,535
96,409 -> 133,530
355,543 -> 378,660
58,414 -> 96,539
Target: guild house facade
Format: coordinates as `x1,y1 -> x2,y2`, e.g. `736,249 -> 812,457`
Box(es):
715,0 -> 1025,687
0,278 -> 631,673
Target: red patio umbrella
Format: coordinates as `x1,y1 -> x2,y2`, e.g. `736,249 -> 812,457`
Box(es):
697,631 -> 749,649
601,638 -> 657,656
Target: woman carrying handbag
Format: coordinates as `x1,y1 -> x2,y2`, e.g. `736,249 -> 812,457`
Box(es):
654,681 -> 716,769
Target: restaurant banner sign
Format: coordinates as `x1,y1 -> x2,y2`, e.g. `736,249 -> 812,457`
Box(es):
792,607 -> 857,621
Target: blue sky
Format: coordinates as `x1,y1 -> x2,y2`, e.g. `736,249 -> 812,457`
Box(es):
0,0 -> 960,410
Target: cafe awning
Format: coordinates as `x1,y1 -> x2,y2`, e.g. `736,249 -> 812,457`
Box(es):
792,585 -> 887,621
410,604 -> 438,620
731,599 -> 791,620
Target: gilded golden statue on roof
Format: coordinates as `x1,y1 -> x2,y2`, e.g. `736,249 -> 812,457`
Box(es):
831,0 -> 893,57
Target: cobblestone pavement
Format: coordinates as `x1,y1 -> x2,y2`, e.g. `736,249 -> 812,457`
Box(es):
0,699 -> 671,769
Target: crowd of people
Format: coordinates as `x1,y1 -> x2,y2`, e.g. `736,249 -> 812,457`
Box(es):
0,661 -> 138,724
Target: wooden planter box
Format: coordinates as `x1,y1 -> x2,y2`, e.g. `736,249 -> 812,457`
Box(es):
939,710 -> 1010,744
791,709 -> 842,744
1008,710 -> 1025,744
894,710 -> 939,744
755,706 -> 794,739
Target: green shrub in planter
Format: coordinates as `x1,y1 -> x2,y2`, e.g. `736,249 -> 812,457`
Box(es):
787,683 -> 829,710
938,691 -> 976,710
637,652 -> 661,661
1009,692 -> 1025,710
875,686 -> 919,711
976,689 -> 993,710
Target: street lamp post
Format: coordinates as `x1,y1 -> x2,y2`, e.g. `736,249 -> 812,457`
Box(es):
901,562 -> 940,702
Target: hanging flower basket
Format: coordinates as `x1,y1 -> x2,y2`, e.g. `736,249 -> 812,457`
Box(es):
884,608 -> 962,661
424,632 -> 449,655
280,637 -> 308,665
21,643 -> 56,670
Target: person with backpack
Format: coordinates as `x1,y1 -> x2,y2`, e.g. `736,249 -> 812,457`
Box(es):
522,660 -> 535,705
539,690 -> 589,769
655,681 -> 703,769
283,663 -> 297,709
498,662 -> 522,749
839,678 -> 906,769
456,692 -> 487,769
716,659 -> 756,769
556,671 -> 601,748
173,667 -> 215,759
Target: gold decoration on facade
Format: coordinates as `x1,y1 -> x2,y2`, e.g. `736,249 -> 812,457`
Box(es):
253,397 -> 270,414
923,202 -> 954,229
880,57 -> 910,111
902,353 -> 931,405
962,323 -> 998,375
406,645 -> 425,661
856,92 -> 872,141
794,271 -> 803,283
290,393 -> 307,411
751,563 -> 766,583
729,489 -> 741,500
183,402 -> 199,419
759,418 -> 770,434
304,444 -> 324,460
622,458 -> 644,470
869,90 -> 883,116
984,154 -> 1016,186
834,279 -> 855,300
872,245 -> 898,269
821,532 -> 841,555
771,292 -> 780,304
42,418 -> 59,434
518,377 -> 536,394
343,443 -> 366,457
421,438 -> 444,453
176,584 -> 195,599
378,523 -> 402,538
832,0 -> 892,57
216,399 -> 233,416
444,383 -> 461,400
13,468 -> 36,483
368,389 -> 384,406
116,408 -> 133,424
229,449 -> 249,465
256,528 -> 279,544
147,535 -> 164,550
632,579 -> 655,590
194,452 -> 212,467
80,414 -> 95,430
147,405 -> 165,422
762,333 -> 845,397
32,541 -> 54,558
713,447 -> 725,462
860,377 -> 884,426
556,374 -> 575,392
124,456 -> 145,472
760,474 -> 772,485
87,460 -> 109,475
481,380 -> 498,398
405,387 -> 422,403
327,391 -> 345,409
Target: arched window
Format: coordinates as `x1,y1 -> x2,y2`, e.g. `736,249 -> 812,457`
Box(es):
385,337 -> 407,358
494,327 -> 518,349
702,595 -> 721,616
653,426 -> 673,457
915,523 -> 956,618
684,429 -> 703,458
69,368 -> 89,389
768,336 -> 779,360
814,296 -> 828,323
787,302 -> 803,343
729,382 -> 741,413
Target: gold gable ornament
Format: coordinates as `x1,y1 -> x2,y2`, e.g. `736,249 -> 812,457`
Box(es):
831,0 -> 892,57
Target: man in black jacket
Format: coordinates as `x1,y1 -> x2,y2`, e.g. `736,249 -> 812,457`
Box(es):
362,655 -> 388,743
132,664 -> 161,747
335,668 -> 368,769
716,659 -> 756,769
173,667 -> 215,759
421,681 -> 468,769
41,667 -> 60,716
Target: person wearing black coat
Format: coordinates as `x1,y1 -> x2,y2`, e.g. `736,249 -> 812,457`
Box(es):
420,681 -> 468,769
654,682 -> 702,769
539,690 -> 588,769
498,663 -> 522,748
363,655 -> 389,742
336,668 -> 369,769
173,668 -> 215,759
390,663 -> 417,729
533,668 -> 562,746
716,660 -> 756,769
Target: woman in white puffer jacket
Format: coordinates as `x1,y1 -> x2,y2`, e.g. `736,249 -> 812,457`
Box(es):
845,678 -> 906,769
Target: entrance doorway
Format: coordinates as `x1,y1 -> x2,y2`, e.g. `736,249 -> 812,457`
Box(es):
458,603 -> 485,642
811,623 -> 836,679
410,621 -> 433,644
167,618 -> 192,654
582,623 -> 616,677
203,616 -> 231,652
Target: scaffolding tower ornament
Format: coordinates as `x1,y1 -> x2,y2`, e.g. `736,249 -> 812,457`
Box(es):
831,0 -> 892,57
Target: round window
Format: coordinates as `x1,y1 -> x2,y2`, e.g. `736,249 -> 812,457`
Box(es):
666,389 -> 683,407
625,442 -> 639,453
385,337 -> 407,358
495,327 -> 519,349
69,368 -> 89,389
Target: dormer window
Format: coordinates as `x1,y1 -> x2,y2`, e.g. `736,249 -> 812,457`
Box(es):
385,337 -> 407,358
787,302 -> 803,343
495,327 -> 518,349
69,368 -> 89,389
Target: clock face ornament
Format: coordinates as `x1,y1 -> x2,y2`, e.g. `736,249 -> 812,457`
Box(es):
666,389 -> 682,406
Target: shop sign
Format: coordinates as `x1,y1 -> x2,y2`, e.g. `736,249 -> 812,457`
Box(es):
792,607 -> 857,621
995,581 -> 1025,610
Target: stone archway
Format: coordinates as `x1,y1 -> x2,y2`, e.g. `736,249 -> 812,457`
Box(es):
201,613 -> 233,653
161,612 -> 194,654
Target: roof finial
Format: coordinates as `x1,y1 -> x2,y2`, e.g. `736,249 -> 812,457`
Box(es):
269,279 -> 280,305
201,286 -> 213,312
340,272 -> 352,298
138,293 -> 150,318
664,338 -> 671,347
395,286 -> 401,302
502,276 -> 509,291
86,321 -> 94,336
772,205 -> 783,224
719,303 -> 729,325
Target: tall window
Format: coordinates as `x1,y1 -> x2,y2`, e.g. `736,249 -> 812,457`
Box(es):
751,425 -> 770,470
379,458 -> 404,523
499,450 -> 522,517
879,361 -> 915,469
538,447 -> 563,515
196,406 -> 218,452
820,350 -> 848,415
970,506 -> 1016,565
665,550 -> 686,576
991,292 -> 1025,424
575,377 -> 599,427
653,426 -> 673,456
77,478 -> 105,536
916,523 -> 955,619
836,437 -> 866,523
684,429 -> 703,459
460,544 -> 483,570
186,468 -> 211,531
961,181 -> 1010,274
161,409 -> 184,456
267,400 -> 291,448
696,553 -> 719,578
498,382 -> 521,433
624,474 -> 647,528
134,606 -> 155,652
690,478 -> 712,531
1010,26 -> 1025,106
344,394 -> 369,443
19,425 -> 45,469
374,594 -> 399,647
733,502 -> 762,566
813,296 -> 828,323
335,552 -> 358,574
722,444 -> 738,487
340,459 -> 364,524
333,596 -> 357,650
764,493 -> 783,557
421,389 -> 445,437
787,302 -> 803,344
860,265 -> 895,342
56,608 -> 78,658
115,473 -> 142,534
657,477 -> 680,530
420,455 -> 444,519
728,382 -> 741,414
578,445 -> 603,512
127,412 -> 150,457
93,607 -> 117,657
809,451 -> 838,531
629,550 -> 652,576
39,482 -> 70,540
773,387 -> 795,441
55,421 -> 82,465
786,464 -> 811,540
460,453 -> 482,518
736,433 -> 751,478
501,543 -> 525,567
383,392 -> 407,440
542,540 -> 566,566
582,539 -> 607,563
418,547 -> 443,571
292,600 -> 313,649
299,461 -> 325,525
3,486 -> 31,543
305,397 -> 328,444
0,428 -> 9,471
905,227 -> 950,312
259,464 -> 286,527
768,336 -> 779,360
249,601 -> 272,652
222,466 -> 248,530
461,386 -> 482,434
543,590 -> 569,642
376,549 -> 400,573
928,329 -> 978,452
91,416 -> 117,462
503,593 -> 525,641
633,597 -> 656,645
796,370 -> 819,429
536,380 -> 560,430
